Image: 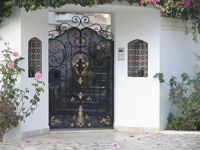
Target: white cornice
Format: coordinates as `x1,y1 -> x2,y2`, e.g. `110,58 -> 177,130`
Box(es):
161,16 -> 192,33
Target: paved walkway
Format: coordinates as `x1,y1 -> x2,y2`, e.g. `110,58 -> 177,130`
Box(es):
0,131 -> 200,150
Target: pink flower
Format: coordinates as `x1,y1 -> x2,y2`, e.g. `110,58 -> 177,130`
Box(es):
182,19 -> 187,23
8,62 -> 14,68
10,1 -> 14,5
184,3 -> 189,8
129,135 -> 135,137
145,132 -> 149,134
158,7 -> 162,11
12,52 -> 19,57
184,0 -> 190,8
4,42 -> 7,46
114,144 -> 118,147
26,140 -> 30,143
141,0 -> 144,4
137,138 -> 141,141
17,145 -> 21,148
35,72 -> 42,79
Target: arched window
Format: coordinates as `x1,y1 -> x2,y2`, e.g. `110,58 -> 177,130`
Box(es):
28,37 -> 42,78
128,39 -> 148,77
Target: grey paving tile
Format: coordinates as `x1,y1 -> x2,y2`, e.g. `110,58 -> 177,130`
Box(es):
0,131 -> 200,150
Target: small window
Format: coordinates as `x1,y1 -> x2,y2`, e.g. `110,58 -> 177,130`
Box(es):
128,39 -> 148,77
28,37 -> 42,78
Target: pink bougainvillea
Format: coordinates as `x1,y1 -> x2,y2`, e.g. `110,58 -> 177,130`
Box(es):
141,0 -> 160,4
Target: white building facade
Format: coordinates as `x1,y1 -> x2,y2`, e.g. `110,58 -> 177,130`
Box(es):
0,2 -> 199,141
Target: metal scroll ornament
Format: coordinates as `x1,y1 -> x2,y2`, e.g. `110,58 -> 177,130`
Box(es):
71,105 -> 92,128
49,16 -> 114,40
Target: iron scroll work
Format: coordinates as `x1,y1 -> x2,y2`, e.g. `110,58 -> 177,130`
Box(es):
49,16 -> 114,40
49,16 -> 114,128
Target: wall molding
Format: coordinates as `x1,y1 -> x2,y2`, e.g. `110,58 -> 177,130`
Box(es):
114,126 -> 160,133
21,128 -> 49,138
161,16 -> 192,33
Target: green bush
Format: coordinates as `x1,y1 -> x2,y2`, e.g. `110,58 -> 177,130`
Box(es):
154,72 -> 200,130
166,113 -> 200,130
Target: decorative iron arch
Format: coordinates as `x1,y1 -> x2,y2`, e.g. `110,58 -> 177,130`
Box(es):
48,16 -> 114,40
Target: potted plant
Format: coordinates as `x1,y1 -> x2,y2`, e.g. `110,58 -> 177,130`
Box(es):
0,43 -> 45,142
138,67 -> 144,77
28,63 -> 36,78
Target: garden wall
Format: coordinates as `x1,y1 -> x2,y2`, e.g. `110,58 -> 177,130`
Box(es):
0,3 -> 162,141
0,9 -> 49,141
160,17 -> 200,129
20,9 -> 49,138
50,3 -> 161,132
0,8 -> 22,141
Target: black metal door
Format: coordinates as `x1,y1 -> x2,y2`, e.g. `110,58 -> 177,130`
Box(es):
49,16 -> 114,128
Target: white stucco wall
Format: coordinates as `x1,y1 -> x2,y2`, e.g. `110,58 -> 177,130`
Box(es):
0,9 -> 21,51
160,17 -> 200,129
20,9 -> 49,136
50,4 -> 161,132
113,7 -> 160,132
0,9 -> 49,141
0,4 -> 162,141
3,2 -> 199,141
0,9 -> 22,141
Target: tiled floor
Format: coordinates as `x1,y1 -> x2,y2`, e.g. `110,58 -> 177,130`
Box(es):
0,131 -> 200,150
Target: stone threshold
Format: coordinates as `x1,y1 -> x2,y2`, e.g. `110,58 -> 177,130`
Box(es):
160,130 -> 200,135
50,128 -> 114,134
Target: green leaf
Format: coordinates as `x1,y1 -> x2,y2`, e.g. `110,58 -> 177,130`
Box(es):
153,73 -> 165,83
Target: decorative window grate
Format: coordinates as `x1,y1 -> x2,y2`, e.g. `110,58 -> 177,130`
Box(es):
128,39 -> 148,77
28,37 -> 42,78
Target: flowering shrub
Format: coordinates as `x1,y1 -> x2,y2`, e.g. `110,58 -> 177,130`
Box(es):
154,0 -> 200,41
139,0 -> 200,41
1,0 -> 199,41
154,72 -> 200,130
0,43 -> 45,142
0,0 -> 199,41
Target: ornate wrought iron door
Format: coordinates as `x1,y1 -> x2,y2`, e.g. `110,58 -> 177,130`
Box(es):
49,16 -> 114,128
